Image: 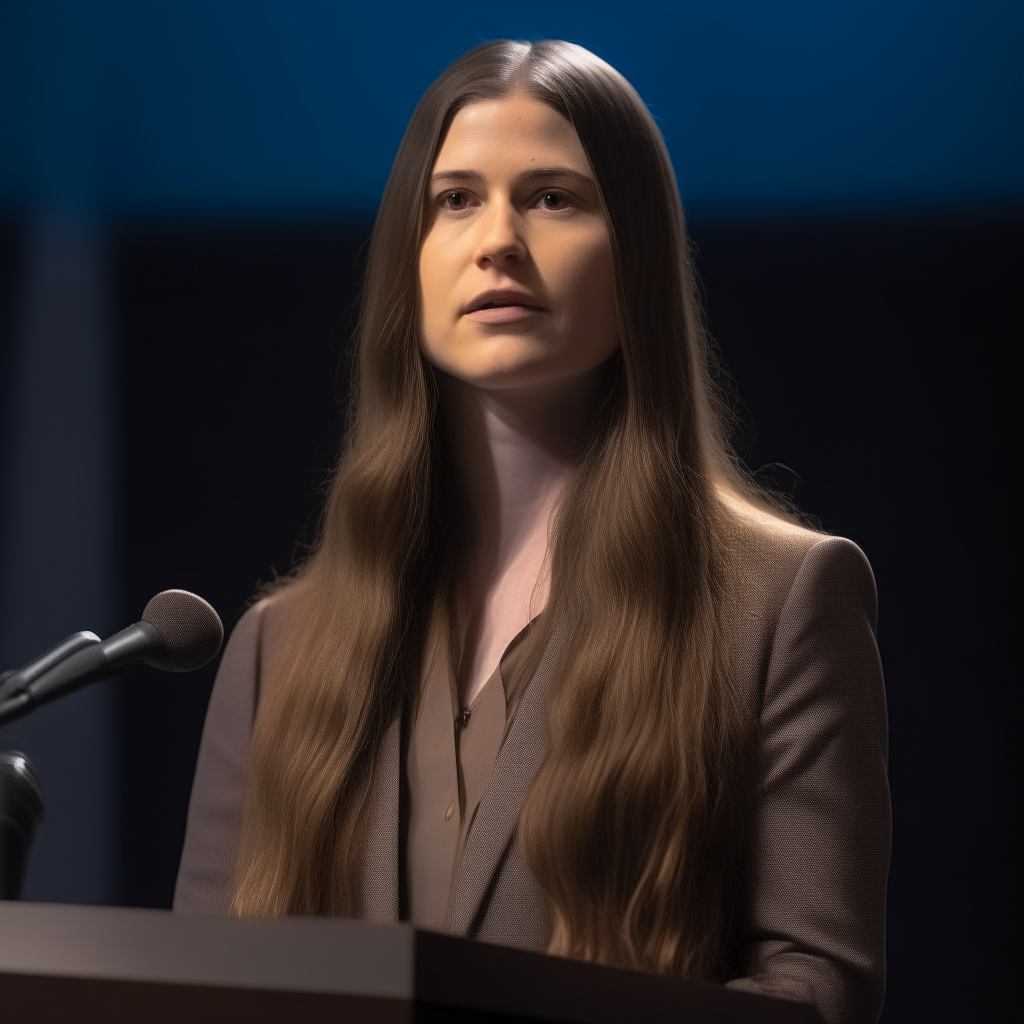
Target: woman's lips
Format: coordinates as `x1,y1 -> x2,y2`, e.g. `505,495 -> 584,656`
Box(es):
465,304 -> 542,323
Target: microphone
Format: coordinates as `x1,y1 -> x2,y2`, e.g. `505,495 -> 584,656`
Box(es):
0,631 -> 101,705
0,590 -> 224,727
0,751 -> 44,899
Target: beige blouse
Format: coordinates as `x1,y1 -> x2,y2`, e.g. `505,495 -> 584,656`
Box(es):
406,623 -> 534,931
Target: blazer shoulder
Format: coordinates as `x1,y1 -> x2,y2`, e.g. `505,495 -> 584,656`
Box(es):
251,581 -> 308,699
720,501 -> 879,713
205,598 -> 268,716
787,535 -> 878,626
213,590 -> 290,706
723,499 -> 875,624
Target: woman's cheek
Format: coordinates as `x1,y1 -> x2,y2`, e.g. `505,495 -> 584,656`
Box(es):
559,237 -> 614,314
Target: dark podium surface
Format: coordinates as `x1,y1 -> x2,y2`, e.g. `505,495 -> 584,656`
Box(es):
0,901 -> 822,1023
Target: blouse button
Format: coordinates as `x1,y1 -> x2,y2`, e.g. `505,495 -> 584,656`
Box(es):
444,800 -> 455,823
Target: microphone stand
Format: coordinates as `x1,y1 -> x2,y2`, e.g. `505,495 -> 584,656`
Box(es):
0,751 -> 44,899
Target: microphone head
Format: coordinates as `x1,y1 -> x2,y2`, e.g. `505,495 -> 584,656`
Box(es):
141,590 -> 224,672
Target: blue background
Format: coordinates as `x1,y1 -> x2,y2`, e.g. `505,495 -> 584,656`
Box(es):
2,0 -> 1021,216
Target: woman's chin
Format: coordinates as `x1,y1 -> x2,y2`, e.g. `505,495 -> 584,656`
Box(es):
447,364 -> 576,394
423,330 -> 617,395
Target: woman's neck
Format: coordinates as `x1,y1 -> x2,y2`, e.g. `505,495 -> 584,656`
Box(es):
438,367 -> 605,703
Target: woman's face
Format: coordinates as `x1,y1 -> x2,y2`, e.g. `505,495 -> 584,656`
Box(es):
418,93 -> 619,392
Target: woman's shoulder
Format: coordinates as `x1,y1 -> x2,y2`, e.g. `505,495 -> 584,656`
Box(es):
719,493 -> 877,645
219,579 -> 309,693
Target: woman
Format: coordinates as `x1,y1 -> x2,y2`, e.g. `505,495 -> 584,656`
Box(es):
175,40 -> 890,1024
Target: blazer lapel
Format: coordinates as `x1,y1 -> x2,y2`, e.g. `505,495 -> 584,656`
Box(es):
447,627 -> 564,936
359,714 -> 401,922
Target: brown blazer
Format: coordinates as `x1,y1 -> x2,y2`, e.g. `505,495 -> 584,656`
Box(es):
174,517 -> 891,1024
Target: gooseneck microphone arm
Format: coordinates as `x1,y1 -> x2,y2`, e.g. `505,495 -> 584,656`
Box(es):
0,631 -> 101,705
0,622 -> 164,726
0,590 -> 224,728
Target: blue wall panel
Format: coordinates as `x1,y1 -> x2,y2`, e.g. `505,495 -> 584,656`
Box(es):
1,0 -> 1021,216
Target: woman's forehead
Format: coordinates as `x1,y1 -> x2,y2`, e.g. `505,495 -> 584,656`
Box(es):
432,94 -> 591,177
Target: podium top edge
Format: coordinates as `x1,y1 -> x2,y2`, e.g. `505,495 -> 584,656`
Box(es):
0,902 -> 822,1024
0,901 -> 416,1000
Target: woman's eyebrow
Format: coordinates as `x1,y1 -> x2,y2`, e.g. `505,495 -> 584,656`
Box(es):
430,169 -> 483,184
429,167 -> 595,185
519,166 -> 595,185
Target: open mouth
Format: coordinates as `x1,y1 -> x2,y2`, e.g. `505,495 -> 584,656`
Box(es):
465,303 -> 542,323
464,290 -> 545,322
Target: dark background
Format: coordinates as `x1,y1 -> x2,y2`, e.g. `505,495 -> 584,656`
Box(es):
1,2 -> 1021,1021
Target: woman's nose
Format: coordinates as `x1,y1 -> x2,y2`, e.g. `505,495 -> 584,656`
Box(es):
474,201 -> 527,268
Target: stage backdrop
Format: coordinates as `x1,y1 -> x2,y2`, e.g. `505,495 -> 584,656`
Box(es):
0,3 -> 1020,1022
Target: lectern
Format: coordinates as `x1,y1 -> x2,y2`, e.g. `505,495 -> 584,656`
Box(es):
0,902 -> 822,1023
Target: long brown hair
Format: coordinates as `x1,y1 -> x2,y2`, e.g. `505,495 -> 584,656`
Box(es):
232,39 -> 782,979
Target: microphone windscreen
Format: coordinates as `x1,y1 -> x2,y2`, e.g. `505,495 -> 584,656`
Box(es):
141,590 -> 224,672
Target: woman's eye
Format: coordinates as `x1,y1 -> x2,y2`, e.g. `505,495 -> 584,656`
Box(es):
443,191 -> 470,210
538,191 -> 570,210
